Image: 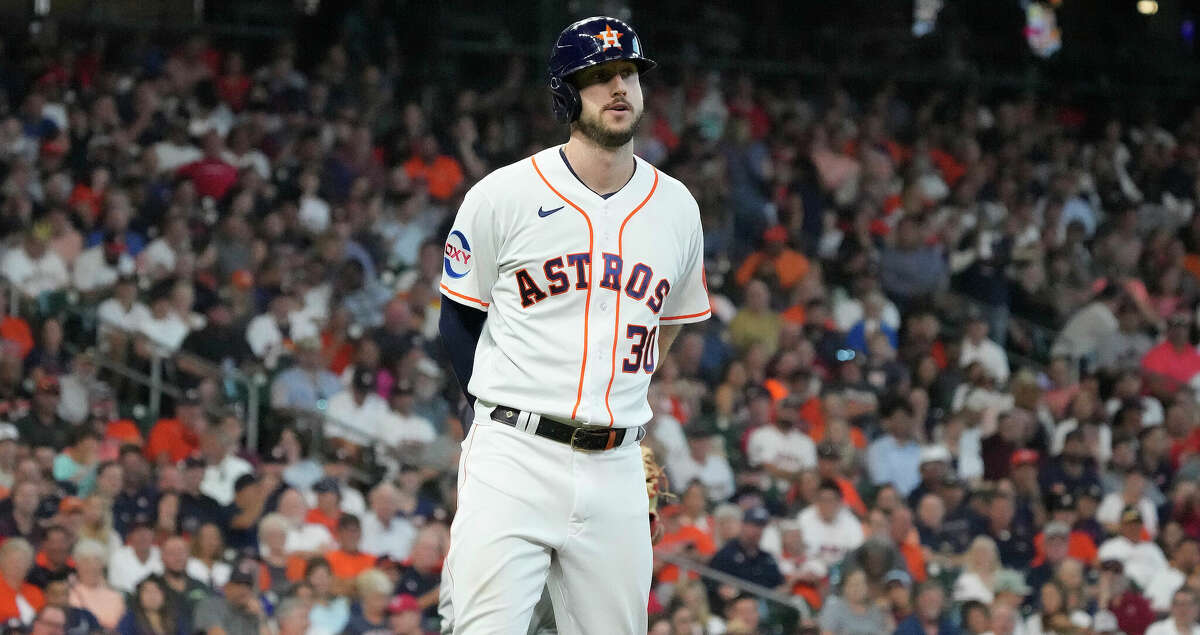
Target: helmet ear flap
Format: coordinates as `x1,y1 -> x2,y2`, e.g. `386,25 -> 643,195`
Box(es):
550,76 -> 581,124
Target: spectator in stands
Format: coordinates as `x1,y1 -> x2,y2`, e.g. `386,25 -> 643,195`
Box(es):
109,520 -> 163,593
16,374 -> 69,451
668,424 -> 736,504
1145,537 -> 1199,613
386,593 -> 424,635
817,568 -> 889,634
67,538 -> 124,630
1098,507 -> 1168,592
149,535 -> 208,625
304,557 -> 350,635
324,513 -> 374,584
325,368 -> 390,447
2,225 -> 69,299
360,482 -> 415,562
274,598 -> 310,635
895,581 -> 958,635
1147,587 -> 1200,635
867,398 -> 922,496
27,524 -> 72,589
192,563 -> 268,635
1143,311 -> 1200,393
796,479 -> 864,569
879,216 -> 948,311
0,537 -> 42,625
1051,284 -> 1123,365
244,293 -> 318,367
1098,559 -> 1154,635
115,576 -> 182,635
953,536 -> 1001,604
270,338 -> 342,411
198,430 -> 252,507
729,279 -> 782,355
708,507 -> 783,606
186,522 -> 231,589
735,225 -> 811,293
959,312 -> 1010,385
147,394 -> 206,465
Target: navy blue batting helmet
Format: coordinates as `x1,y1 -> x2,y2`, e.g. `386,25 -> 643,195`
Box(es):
548,16 -> 657,124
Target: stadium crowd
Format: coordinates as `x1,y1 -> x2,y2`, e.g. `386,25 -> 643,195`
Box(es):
4,10 -> 1200,635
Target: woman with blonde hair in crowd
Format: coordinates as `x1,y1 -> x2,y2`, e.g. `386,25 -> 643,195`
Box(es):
342,568 -> 392,633
674,578 -> 724,635
67,538 -> 125,630
78,494 -> 123,555
953,535 -> 1001,603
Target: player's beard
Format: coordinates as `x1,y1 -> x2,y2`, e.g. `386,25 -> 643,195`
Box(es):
574,106 -> 643,149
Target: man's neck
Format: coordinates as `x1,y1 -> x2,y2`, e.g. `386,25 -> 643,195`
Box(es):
562,136 -> 635,195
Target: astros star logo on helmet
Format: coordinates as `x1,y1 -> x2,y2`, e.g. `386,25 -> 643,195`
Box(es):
593,25 -> 623,50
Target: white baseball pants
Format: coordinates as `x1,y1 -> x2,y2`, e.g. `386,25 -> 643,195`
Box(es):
442,411 -> 651,634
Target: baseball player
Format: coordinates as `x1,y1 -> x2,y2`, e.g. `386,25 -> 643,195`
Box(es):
436,15 -> 709,634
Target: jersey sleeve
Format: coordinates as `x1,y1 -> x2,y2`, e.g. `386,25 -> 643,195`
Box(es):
440,184 -> 499,311
660,211 -> 711,324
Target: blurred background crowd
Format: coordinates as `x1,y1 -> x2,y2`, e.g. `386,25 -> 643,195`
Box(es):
4,0 -> 1200,634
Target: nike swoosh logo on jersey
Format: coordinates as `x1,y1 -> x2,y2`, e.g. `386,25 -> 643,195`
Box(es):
538,205 -> 564,217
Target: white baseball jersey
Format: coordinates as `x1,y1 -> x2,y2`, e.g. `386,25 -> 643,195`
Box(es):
440,145 -> 710,428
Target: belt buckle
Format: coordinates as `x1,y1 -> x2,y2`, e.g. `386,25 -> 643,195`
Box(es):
570,426 -> 615,453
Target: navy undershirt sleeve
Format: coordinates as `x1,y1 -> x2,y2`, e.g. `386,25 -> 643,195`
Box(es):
439,294 -> 487,403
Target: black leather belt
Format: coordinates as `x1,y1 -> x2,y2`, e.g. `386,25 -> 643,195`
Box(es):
490,405 -> 645,452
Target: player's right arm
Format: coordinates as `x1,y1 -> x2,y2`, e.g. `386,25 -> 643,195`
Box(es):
439,299 -> 486,402
439,185 -> 499,312
439,184 -> 500,406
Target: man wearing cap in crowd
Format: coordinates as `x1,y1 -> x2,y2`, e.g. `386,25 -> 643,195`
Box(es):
1098,506 -> 1169,592
1008,448 -> 1042,514
1040,429 -> 1103,499
745,393 -> 817,499
867,398 -> 923,497
145,390 -> 207,466
707,507 -> 783,610
1028,519 -> 1081,596
797,479 -> 865,570
107,517 -> 163,594
387,593 -> 424,635
985,490 -> 1035,570
15,373 -> 68,451
303,477 -> 343,534
325,367 -> 390,447
907,443 -> 953,509
378,379 -> 437,473
815,440 -> 866,516
668,421 -> 737,504
177,455 -> 222,536
193,559 -> 268,635
883,569 -> 914,623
